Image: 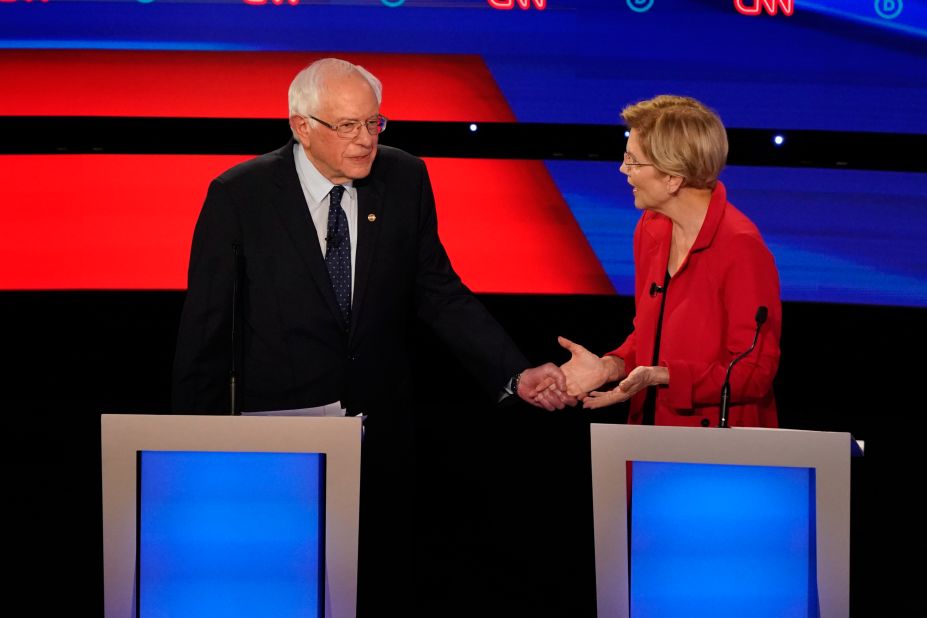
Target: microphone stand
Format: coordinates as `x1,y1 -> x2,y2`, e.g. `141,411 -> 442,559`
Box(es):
230,244 -> 243,416
719,307 -> 767,428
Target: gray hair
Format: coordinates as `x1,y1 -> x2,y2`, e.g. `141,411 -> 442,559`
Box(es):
288,58 -> 382,122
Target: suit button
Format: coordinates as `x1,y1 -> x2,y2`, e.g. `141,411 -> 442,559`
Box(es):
700,418 -> 710,428
348,354 -> 357,362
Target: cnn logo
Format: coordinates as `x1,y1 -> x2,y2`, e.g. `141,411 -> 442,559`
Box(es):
734,0 -> 794,16
488,0 -> 547,10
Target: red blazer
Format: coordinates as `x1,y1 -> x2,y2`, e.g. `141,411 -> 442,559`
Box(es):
608,182 -> 781,427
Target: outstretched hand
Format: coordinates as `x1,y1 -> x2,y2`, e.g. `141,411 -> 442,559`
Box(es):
558,336 -> 623,399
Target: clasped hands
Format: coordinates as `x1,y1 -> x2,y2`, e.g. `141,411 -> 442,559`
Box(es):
519,337 -> 668,410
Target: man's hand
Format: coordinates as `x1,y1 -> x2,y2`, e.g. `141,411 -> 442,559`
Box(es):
558,337 -> 624,398
582,365 -> 668,409
517,363 -> 577,411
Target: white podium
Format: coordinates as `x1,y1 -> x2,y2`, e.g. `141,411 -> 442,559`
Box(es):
590,425 -> 862,618
101,414 -> 362,618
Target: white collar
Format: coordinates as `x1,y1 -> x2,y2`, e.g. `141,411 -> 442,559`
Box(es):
294,143 -> 353,202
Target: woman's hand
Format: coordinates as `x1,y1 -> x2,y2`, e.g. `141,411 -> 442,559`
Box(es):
556,337 -> 625,398
582,365 -> 669,409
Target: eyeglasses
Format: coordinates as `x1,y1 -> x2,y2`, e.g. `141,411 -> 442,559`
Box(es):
622,151 -> 654,170
307,114 -> 388,139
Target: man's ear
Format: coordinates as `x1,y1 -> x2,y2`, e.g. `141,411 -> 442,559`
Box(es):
290,115 -> 311,146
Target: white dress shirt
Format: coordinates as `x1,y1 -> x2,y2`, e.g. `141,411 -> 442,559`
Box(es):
293,143 -> 358,299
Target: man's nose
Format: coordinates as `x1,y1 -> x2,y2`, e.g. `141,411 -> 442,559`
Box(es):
354,125 -> 376,147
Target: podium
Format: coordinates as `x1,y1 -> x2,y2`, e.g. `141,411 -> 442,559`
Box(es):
590,425 -> 862,618
101,414 -> 362,618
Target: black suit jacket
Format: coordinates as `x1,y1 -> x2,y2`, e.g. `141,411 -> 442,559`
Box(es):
172,141 -> 528,415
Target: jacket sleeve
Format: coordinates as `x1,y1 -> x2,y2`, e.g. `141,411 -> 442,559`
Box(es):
411,159 -> 529,395
662,231 -> 781,409
171,178 -> 242,413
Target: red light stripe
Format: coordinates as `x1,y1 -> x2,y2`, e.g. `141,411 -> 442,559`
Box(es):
0,154 -> 613,293
0,155 -> 249,289
0,50 -> 516,122
426,158 -> 613,294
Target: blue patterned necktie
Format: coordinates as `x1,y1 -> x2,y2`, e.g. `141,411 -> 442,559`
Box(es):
325,185 -> 351,325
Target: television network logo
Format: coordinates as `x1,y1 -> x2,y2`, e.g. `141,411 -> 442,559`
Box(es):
734,0 -> 794,16
383,0 -> 547,8
487,0 -> 546,9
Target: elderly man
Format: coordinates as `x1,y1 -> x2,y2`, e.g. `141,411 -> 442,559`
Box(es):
172,57 -> 570,612
173,57 -> 568,415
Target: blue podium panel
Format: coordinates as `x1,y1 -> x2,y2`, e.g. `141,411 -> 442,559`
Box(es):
630,462 -> 817,618
138,451 -> 325,618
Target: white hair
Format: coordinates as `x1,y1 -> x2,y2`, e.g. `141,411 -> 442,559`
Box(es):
288,58 -> 382,128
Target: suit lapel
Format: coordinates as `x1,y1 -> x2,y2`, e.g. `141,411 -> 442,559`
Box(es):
350,174 -> 385,335
270,142 -> 345,327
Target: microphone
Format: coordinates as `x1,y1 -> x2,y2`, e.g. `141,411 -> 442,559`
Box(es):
649,281 -> 665,297
230,243 -> 244,416
719,306 -> 768,428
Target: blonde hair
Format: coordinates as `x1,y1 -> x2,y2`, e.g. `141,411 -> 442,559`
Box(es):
621,95 -> 728,189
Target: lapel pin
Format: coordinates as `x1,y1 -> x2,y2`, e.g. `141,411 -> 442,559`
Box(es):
367,213 -> 376,222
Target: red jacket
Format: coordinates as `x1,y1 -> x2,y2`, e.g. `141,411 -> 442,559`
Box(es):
608,182 -> 781,427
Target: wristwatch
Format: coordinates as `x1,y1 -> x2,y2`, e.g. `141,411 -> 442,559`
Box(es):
498,370 -> 524,403
511,370 -> 523,394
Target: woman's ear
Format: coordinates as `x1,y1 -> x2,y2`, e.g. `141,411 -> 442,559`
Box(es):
665,174 -> 685,194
